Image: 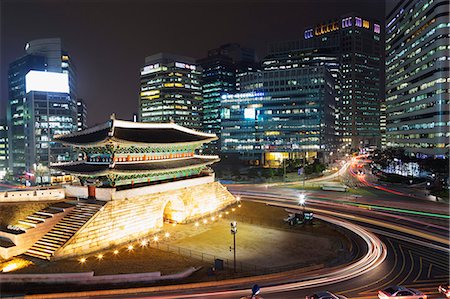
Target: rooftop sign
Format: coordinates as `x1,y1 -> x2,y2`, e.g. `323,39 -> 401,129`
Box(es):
25,70 -> 69,94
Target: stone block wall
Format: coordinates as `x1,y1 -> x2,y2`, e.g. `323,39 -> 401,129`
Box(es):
55,181 -> 235,258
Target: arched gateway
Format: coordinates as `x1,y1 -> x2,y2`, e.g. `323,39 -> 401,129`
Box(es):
163,198 -> 186,223
21,115 -> 236,260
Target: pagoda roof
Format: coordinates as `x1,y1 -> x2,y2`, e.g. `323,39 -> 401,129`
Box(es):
53,115 -> 217,147
51,156 -> 219,176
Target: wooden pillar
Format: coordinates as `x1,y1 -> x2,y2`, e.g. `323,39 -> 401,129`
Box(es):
88,185 -> 96,199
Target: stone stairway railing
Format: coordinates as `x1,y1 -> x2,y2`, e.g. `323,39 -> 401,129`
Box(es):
24,202 -> 103,260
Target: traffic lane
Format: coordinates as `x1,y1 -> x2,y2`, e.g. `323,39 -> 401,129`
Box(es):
234,187 -> 450,233
227,184 -> 450,217
239,194 -> 449,244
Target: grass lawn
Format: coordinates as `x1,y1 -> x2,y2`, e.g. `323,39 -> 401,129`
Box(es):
0,202 -> 53,226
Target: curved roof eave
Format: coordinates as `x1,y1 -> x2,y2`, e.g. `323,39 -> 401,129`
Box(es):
60,137 -> 218,149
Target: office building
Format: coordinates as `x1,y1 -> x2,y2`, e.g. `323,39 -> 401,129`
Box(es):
76,99 -> 87,131
139,53 -> 202,129
7,38 -> 77,182
269,13 -> 382,149
0,120 -> 8,179
198,43 -> 257,153
385,0 -> 449,158
221,66 -> 337,167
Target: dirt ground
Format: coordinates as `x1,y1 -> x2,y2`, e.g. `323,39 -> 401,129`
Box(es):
163,201 -> 345,270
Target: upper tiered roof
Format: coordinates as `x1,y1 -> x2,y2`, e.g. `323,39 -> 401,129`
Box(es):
54,115 -> 217,147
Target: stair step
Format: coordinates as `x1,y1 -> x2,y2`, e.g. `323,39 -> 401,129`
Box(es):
26,249 -> 52,258
30,244 -> 58,253
35,241 -> 61,249
41,235 -> 70,243
56,220 -> 83,226
35,211 -> 56,217
47,231 -> 73,238
45,231 -> 73,239
39,240 -> 65,247
24,251 -> 50,260
54,224 -> 81,230
64,218 -> 89,223
18,220 -> 38,227
27,216 -> 47,222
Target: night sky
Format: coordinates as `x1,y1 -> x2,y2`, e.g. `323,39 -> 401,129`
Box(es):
1,0 -> 397,126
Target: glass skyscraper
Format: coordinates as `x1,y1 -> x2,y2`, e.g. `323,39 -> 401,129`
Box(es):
76,98 -> 88,131
198,43 -> 257,153
269,14 -> 382,149
0,120 -> 8,179
7,38 -> 77,182
139,53 -> 202,129
385,0 -> 449,158
221,66 -> 337,167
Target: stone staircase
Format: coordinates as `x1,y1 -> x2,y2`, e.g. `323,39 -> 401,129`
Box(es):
13,203 -> 74,231
24,201 -> 103,260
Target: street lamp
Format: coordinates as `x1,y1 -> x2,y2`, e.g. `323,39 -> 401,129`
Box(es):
230,221 -> 237,273
298,193 -> 306,213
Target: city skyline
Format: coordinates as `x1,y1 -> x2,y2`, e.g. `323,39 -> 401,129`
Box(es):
1,0 -> 389,126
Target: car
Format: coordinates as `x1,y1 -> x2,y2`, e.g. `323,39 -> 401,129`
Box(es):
306,291 -> 348,299
438,284 -> 450,298
378,286 -> 427,299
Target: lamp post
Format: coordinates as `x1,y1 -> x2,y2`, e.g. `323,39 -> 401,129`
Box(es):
298,193 -> 306,213
230,221 -> 237,273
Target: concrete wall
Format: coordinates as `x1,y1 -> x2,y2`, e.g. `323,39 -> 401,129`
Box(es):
0,207 -> 74,259
0,267 -> 198,284
55,181 -> 235,258
0,188 -> 65,203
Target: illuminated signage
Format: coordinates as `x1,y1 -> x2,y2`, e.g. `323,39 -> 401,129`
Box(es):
304,16 -> 374,40
374,23 -> 381,34
221,92 -> 265,100
141,63 -> 160,75
25,71 -> 69,94
175,62 -> 196,70
314,21 -> 339,36
363,20 -> 370,29
355,17 -> 362,27
342,17 -> 352,28
304,29 -> 314,39
244,107 -> 256,119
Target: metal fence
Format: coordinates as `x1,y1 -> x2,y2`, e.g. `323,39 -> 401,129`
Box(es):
149,242 -> 266,274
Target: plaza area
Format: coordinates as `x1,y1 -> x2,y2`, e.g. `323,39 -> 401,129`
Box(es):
10,202 -> 350,277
